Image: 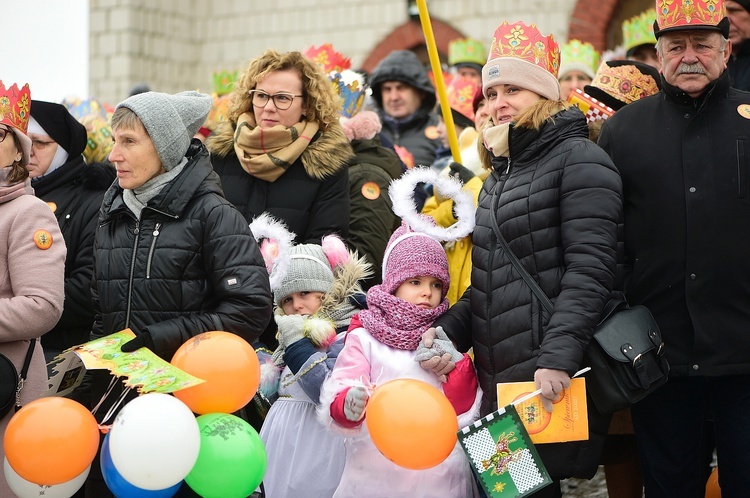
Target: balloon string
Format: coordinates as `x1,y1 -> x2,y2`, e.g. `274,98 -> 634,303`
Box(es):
91,375 -> 118,416
100,387 -> 132,427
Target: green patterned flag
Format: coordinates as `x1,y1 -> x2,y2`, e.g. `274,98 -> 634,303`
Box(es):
458,404 -> 552,497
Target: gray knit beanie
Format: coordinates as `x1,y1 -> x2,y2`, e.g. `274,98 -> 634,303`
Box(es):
116,90 -> 212,171
274,244 -> 335,306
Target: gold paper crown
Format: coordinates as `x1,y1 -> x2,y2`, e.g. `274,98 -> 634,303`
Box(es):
303,44 -> 351,74
487,21 -> 560,78
656,0 -> 727,35
0,81 -> 31,134
212,71 -> 238,96
623,8 -> 657,53
448,38 -> 487,67
559,39 -> 600,79
590,61 -> 661,107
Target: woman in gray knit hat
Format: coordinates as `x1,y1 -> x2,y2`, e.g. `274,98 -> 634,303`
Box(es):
85,90 -> 273,497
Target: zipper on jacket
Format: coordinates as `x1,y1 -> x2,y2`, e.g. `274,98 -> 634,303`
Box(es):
125,221 -> 141,328
146,222 -> 162,279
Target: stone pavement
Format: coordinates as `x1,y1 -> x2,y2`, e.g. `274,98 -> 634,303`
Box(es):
561,466 -> 611,498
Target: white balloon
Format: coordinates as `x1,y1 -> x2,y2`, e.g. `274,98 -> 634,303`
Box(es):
109,393 -> 200,491
4,458 -> 89,498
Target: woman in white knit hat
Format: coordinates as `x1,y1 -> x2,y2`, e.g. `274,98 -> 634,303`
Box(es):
420,21 -> 623,497
86,90 -> 273,497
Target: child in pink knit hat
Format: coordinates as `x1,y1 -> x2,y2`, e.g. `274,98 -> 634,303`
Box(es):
318,220 -> 482,497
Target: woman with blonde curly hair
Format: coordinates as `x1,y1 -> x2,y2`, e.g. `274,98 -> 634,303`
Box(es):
208,49 -> 353,246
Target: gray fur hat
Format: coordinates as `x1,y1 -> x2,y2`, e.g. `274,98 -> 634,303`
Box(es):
274,244 -> 335,306
116,90 -> 212,170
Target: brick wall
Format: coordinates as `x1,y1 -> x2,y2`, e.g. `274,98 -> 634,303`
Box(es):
89,0 -> 627,105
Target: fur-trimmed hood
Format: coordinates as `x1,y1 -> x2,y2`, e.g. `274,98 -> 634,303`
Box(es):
207,120 -> 354,181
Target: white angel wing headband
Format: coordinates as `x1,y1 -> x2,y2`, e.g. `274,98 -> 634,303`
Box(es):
389,166 -> 476,241
384,167 -> 477,280
248,213 -> 296,291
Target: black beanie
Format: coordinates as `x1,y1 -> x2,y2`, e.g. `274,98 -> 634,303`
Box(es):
734,0 -> 750,12
30,100 -> 88,157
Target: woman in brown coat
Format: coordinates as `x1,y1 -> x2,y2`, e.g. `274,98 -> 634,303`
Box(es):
0,82 -> 66,498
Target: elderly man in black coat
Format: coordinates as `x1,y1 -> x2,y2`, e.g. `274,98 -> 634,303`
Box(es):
598,1 -> 750,495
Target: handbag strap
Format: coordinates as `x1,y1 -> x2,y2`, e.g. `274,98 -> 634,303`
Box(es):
489,185 -> 555,314
14,339 -> 36,412
489,180 -> 625,319
19,339 -> 35,381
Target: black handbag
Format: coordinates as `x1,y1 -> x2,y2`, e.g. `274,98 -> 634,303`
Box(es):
0,339 -> 36,418
488,186 -> 669,415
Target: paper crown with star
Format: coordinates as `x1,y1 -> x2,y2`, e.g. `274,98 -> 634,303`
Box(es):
623,8 -> 658,55
212,70 -> 238,96
654,0 -> 729,38
559,39 -> 600,80
0,81 -> 31,134
303,44 -> 352,74
482,21 -> 561,101
445,77 -> 479,122
448,38 -> 488,67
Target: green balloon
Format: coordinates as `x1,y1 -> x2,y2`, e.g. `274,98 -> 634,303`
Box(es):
185,413 -> 267,498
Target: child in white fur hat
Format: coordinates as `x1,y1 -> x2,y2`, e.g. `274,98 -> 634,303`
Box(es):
318,169 -> 482,498
251,213 -> 370,498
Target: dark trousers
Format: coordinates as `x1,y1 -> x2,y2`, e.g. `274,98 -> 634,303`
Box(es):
631,374 -> 750,498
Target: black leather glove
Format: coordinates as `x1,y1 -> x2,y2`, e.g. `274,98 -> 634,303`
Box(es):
121,330 -> 155,353
449,162 -> 475,184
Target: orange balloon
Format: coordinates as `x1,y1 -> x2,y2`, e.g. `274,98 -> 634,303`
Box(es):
705,467 -> 721,498
4,397 -> 99,485
366,379 -> 458,470
171,331 -> 260,414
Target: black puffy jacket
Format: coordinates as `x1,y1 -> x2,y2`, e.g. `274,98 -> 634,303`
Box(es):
32,157 -> 115,354
91,144 -> 272,360
436,106 -> 622,479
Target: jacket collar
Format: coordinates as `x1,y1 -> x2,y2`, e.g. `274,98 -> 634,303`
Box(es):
101,143 -> 221,222
30,155 -> 87,197
661,70 -> 730,108
505,107 -> 588,169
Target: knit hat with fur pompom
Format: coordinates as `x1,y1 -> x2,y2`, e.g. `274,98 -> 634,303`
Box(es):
274,244 -> 335,306
380,221 -> 450,298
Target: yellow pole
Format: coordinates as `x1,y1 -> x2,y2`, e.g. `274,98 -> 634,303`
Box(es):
416,0 -> 462,165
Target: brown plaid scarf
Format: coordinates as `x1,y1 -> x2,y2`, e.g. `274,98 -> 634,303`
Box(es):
233,112 -> 320,182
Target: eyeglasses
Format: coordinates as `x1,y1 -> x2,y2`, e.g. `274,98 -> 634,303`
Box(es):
249,90 -> 303,110
31,138 -> 56,151
0,127 -> 10,144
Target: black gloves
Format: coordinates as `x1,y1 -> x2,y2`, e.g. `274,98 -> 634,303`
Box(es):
449,162 -> 475,184
121,330 -> 155,353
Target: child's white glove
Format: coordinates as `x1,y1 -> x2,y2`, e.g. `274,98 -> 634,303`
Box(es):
275,314 -> 307,348
344,386 -> 369,422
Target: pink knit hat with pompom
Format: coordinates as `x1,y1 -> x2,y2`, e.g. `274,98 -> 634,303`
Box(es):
380,221 -> 450,297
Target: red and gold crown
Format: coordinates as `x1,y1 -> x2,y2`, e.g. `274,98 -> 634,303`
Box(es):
303,44 -> 351,74
0,81 -> 31,134
655,0 -> 728,38
446,77 -> 479,121
486,21 -> 560,78
589,61 -> 661,107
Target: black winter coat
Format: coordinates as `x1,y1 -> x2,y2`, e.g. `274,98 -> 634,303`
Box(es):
91,144 -> 272,360
437,107 -> 622,479
347,137 -> 403,289
32,156 -> 115,354
207,123 -> 353,244
599,71 -> 750,377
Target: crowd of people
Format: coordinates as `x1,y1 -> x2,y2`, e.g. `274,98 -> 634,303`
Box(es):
2,0 -> 750,496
